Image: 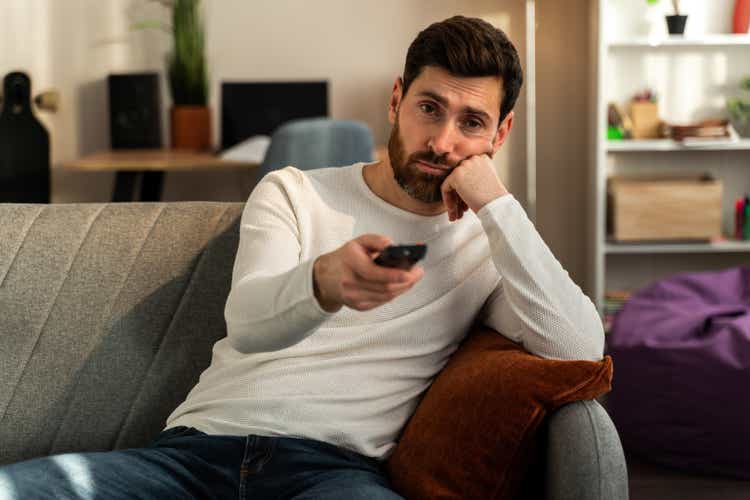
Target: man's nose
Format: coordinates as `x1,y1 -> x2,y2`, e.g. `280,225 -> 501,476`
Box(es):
428,121 -> 459,157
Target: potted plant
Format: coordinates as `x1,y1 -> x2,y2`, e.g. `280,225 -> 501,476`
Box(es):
135,0 -> 211,150
665,0 -> 687,35
727,76 -> 750,138
168,0 -> 210,150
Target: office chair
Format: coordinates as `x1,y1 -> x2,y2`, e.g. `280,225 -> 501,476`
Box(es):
259,118 -> 375,178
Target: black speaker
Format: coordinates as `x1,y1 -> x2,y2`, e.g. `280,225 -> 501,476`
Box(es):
108,73 -> 162,149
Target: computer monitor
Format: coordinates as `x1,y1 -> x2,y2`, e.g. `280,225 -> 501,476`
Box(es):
221,81 -> 328,150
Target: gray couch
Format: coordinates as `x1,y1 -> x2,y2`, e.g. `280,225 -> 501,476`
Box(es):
0,202 -> 628,499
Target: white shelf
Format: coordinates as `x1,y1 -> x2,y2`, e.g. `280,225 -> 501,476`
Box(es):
607,139 -> 750,152
608,34 -> 750,48
592,0 -> 750,312
605,240 -> 750,254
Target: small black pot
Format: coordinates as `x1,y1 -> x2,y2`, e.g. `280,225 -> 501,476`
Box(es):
666,15 -> 688,35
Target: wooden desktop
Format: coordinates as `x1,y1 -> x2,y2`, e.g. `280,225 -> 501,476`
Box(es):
63,149 -> 258,202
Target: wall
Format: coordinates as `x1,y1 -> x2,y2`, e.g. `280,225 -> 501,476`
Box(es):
536,0 -> 593,289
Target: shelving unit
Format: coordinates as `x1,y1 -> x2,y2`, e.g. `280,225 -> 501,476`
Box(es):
605,240 -> 750,254
591,0 -> 750,313
606,139 -> 750,152
608,34 -> 750,48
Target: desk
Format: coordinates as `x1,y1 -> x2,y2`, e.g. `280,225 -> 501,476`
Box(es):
63,150 -> 258,202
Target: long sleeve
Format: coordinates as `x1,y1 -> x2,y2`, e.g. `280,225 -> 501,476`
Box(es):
224,170 -> 334,354
476,195 -> 604,361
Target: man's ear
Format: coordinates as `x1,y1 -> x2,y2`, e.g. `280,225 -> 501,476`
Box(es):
491,111 -> 514,154
388,77 -> 404,125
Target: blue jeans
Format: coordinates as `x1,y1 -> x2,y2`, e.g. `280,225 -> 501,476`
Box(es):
0,427 -> 403,499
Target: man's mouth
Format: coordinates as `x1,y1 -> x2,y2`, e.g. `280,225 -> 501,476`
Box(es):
415,160 -> 449,177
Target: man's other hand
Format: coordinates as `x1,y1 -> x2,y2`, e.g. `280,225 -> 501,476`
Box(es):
440,154 -> 509,221
313,234 -> 424,312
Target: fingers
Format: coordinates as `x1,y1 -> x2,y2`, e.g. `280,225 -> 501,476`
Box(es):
353,275 -> 414,293
457,197 -> 468,219
331,234 -> 425,311
345,234 -> 423,284
442,187 -> 466,221
440,175 -> 468,221
355,233 -> 393,254
354,264 -> 423,290
442,163 -> 477,221
441,178 -> 457,215
342,267 -> 424,311
347,283 -> 413,306
356,260 -> 418,284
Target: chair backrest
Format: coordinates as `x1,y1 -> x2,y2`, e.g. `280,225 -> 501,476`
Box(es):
259,118 -> 374,177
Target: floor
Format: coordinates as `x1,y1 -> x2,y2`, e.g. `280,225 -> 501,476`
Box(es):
627,455 -> 750,500
598,379 -> 750,499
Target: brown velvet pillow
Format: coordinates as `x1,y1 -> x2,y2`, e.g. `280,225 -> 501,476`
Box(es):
386,326 -> 613,500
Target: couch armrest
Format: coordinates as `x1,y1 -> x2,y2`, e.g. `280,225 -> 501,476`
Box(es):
544,399 -> 628,500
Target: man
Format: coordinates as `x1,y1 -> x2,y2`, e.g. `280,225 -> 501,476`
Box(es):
0,15 -> 603,499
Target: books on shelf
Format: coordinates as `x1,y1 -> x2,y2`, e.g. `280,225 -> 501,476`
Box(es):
607,116 -> 746,150
603,290 -> 632,334
606,137 -> 750,152
661,119 -> 741,146
736,195 -> 750,240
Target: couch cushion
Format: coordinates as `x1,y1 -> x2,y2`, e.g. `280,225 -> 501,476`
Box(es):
386,326 -> 613,500
0,202 -> 243,465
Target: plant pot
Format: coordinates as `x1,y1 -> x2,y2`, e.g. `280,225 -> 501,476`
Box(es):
666,15 -> 688,35
170,106 -> 211,150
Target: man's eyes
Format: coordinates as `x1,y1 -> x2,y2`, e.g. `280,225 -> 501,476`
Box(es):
462,118 -> 484,130
417,103 -> 487,132
418,102 -> 438,115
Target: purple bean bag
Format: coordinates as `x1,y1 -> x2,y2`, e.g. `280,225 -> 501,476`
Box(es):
607,267 -> 750,479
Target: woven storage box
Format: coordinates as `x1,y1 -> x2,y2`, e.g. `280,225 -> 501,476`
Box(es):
608,175 -> 723,242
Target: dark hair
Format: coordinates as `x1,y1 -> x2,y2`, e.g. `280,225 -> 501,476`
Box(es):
402,15 -> 523,123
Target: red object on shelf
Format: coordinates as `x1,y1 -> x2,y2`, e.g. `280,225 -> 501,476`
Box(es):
736,198 -> 745,239
734,0 -> 750,34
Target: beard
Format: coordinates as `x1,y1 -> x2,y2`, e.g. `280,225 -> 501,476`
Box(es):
387,118 -> 452,204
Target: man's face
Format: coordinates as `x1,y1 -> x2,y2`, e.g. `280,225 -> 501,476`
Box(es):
387,65 -> 509,204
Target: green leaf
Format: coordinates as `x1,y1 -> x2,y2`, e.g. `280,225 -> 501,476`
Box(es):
728,97 -> 750,121
136,0 -> 208,105
130,20 -> 169,32
167,0 -> 207,105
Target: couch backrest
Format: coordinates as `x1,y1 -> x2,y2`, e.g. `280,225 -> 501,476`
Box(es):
0,202 -> 243,465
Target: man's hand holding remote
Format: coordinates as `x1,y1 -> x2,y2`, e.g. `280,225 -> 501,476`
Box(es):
313,234 -> 424,313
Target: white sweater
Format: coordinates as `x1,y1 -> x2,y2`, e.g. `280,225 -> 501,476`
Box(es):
166,162 -> 604,459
